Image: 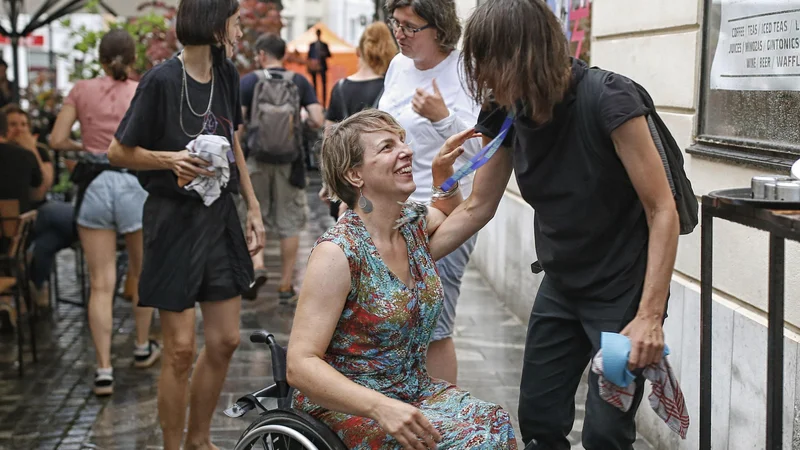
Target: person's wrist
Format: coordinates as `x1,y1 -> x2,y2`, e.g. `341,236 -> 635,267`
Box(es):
431,109 -> 451,124
432,169 -> 454,186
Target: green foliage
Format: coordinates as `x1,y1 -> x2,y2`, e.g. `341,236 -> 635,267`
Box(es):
62,0 -> 177,81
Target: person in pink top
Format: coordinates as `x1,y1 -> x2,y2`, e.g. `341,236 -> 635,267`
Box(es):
49,29 -> 160,397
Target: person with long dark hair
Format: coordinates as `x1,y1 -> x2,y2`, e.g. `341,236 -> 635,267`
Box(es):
107,0 -> 264,447
50,29 -> 159,396
430,1 -> 680,448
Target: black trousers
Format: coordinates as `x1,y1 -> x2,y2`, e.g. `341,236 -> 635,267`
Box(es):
520,276 -> 649,450
310,70 -> 328,106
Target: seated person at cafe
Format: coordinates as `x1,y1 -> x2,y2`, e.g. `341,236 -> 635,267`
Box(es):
0,109 -> 43,213
4,103 -> 76,307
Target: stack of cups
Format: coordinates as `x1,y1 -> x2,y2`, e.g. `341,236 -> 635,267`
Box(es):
752,175 -> 800,201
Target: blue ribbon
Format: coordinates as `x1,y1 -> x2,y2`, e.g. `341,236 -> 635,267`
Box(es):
440,111 -> 515,192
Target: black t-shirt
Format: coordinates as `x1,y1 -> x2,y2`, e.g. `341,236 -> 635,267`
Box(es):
0,143 -> 43,213
325,77 -> 385,122
476,58 -> 651,300
115,56 -> 244,199
240,68 -> 319,122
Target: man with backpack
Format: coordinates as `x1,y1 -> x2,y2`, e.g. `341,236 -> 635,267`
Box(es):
240,33 -> 324,302
425,1 -> 697,449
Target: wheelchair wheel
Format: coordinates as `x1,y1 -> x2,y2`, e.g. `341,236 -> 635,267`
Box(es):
234,409 -> 347,450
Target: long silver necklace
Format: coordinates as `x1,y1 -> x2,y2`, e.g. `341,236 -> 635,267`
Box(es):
179,52 -> 215,138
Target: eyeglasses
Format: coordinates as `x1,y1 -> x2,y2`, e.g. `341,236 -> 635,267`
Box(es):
387,17 -> 432,38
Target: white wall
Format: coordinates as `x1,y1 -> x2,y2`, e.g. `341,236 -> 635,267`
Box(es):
466,0 -> 800,448
282,0 -> 329,42
325,0 -> 374,46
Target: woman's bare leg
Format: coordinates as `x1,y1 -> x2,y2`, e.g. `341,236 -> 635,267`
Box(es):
79,227 -> 119,371
124,230 -> 153,348
185,297 -> 241,450
158,309 -> 197,450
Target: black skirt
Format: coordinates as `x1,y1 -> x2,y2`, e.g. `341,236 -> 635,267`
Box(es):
138,192 -> 255,312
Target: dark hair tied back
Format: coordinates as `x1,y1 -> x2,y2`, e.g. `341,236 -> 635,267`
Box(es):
99,29 -> 136,81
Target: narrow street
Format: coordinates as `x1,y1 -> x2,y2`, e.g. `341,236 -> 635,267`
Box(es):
0,174 -> 653,449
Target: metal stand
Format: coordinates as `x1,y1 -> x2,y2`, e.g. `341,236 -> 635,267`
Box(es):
699,192 -> 800,450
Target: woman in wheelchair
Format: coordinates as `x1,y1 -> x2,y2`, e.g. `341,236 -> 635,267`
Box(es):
286,110 -> 517,449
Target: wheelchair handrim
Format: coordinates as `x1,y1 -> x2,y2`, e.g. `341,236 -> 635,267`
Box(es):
234,424 -> 319,450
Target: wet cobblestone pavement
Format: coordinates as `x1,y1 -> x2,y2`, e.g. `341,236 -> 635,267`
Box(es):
0,174 -> 654,449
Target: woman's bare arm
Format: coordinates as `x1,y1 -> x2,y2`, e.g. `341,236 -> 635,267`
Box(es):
286,243 -> 391,416
428,135 -> 514,260
286,243 -> 440,447
425,129 -> 481,235
48,104 -> 83,153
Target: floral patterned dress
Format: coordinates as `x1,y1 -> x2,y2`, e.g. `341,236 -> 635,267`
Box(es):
292,207 -> 518,449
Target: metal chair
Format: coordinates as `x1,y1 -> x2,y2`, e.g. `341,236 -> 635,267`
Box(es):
0,200 -> 39,377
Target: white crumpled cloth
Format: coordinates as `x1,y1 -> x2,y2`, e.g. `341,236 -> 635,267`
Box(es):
184,135 -> 232,206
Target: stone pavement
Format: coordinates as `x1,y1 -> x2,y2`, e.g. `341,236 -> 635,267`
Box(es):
0,174 -> 654,449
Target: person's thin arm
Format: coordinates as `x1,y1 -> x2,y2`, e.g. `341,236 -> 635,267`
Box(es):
614,115 -> 679,368
286,243 -> 391,418
107,138 -> 177,170
48,104 -> 83,152
426,129 -> 482,234
427,136 -> 513,260
306,104 -> 325,129
31,154 -> 53,201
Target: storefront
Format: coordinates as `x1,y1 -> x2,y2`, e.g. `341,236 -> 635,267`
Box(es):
466,0 -> 800,448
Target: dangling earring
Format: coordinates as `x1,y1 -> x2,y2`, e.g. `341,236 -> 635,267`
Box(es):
358,187 -> 373,213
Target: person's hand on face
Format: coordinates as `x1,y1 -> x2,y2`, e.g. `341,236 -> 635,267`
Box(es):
10,127 -> 38,152
412,78 -> 449,123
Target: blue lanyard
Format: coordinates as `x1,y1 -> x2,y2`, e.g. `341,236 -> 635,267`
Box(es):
440,110 -> 515,192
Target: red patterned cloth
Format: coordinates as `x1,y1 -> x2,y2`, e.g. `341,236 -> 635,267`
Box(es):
590,350 -> 689,439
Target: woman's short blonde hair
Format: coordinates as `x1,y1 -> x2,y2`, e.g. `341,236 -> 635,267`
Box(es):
359,22 -> 398,75
322,109 -> 406,207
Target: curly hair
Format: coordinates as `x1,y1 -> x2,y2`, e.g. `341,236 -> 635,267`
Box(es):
359,22 -> 398,75
462,0 -> 571,123
386,0 -> 461,53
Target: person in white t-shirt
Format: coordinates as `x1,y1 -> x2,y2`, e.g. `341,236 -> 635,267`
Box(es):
379,0 -> 481,385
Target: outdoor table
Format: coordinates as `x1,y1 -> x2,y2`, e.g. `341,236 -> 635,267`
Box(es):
700,188 -> 800,450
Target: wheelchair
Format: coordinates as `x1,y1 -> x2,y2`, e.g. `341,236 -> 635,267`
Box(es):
226,330 -> 348,450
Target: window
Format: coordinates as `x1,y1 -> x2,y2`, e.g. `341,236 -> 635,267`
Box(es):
690,0 -> 800,171
282,17 -> 294,41
306,17 -> 319,30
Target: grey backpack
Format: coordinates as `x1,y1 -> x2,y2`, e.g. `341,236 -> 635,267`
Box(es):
246,69 -> 303,164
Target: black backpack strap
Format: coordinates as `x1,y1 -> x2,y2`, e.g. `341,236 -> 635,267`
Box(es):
334,78 -> 349,118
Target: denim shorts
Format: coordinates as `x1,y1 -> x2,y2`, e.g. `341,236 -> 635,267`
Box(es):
432,234 -> 477,341
77,171 -> 147,234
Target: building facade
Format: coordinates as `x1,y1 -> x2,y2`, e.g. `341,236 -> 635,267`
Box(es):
281,0 -> 329,42
459,0 -> 800,448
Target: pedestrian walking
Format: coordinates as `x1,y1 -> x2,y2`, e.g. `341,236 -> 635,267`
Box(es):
50,29 -> 160,396
107,0 -> 265,447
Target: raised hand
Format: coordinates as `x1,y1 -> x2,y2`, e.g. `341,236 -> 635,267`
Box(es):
432,127 -> 481,184
412,78 -> 449,123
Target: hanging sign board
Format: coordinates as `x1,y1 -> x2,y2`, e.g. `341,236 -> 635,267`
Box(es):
710,0 -> 800,91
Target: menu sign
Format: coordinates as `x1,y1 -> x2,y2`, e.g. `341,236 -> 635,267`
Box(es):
710,0 -> 800,90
